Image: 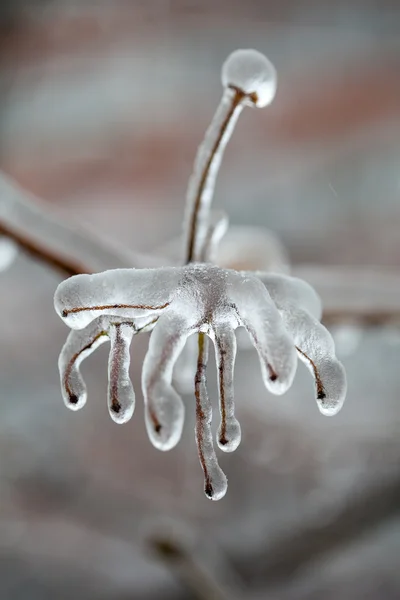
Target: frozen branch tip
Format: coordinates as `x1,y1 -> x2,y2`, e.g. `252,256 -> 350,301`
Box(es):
54,49 -> 347,501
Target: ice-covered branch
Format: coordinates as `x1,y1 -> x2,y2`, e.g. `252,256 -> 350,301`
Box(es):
184,49 -> 277,263
0,173 -> 160,276
294,265 -> 400,326
55,263 -> 346,498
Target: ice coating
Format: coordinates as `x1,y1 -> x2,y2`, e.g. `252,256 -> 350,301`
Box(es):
53,48 -> 347,501
58,317 -> 110,410
256,272 -> 346,415
54,267 -> 179,329
289,309 -> 346,416
230,274 -> 297,395
56,263 -> 303,436
200,210 -> 229,263
254,272 -> 323,320
184,89 -> 244,262
108,323 -> 135,424
184,49 -> 277,263
58,315 -> 153,418
173,334 -> 198,394
213,324 -> 241,452
195,334 -> 228,500
55,262 -> 347,497
221,49 -> 277,108
142,311 -> 188,451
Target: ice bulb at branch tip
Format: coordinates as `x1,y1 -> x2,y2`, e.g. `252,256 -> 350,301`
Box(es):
218,417 -> 241,452
205,466 -> 228,501
315,358 -> 347,417
221,48 -> 277,107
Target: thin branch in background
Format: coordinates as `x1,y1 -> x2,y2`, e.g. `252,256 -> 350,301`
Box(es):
6,462 -> 400,600
0,173 -> 159,274
295,265 -> 400,329
233,471 -> 400,589
0,220 -> 89,277
147,535 -> 236,600
322,308 -> 400,327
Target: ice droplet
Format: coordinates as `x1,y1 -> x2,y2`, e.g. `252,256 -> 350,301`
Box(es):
221,49 -> 277,107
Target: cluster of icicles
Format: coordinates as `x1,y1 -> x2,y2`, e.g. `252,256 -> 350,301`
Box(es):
54,49 -> 347,501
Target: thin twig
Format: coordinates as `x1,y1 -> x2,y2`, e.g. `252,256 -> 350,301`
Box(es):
232,471 -> 400,589
0,173 -> 160,275
148,535 -> 235,600
0,221 -> 89,277
186,89 -> 244,263
322,308 -> 400,327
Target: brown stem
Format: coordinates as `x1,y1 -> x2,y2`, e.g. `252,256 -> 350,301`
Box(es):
186,89 -> 244,264
322,308 -> 400,328
63,330 -> 107,404
215,336 -> 227,446
195,332 -> 212,497
149,535 -> 234,600
109,324 -> 123,414
62,301 -> 170,319
295,346 -> 325,400
0,221 -> 89,276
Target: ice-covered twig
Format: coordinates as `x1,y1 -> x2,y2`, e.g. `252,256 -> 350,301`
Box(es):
184,49 -> 277,263
55,264 -> 298,460
294,265 -> 400,327
0,173 -> 160,276
199,211 -> 229,264
58,315 -> 156,422
55,266 -> 347,497
255,272 -> 346,416
195,333 -> 228,500
54,49 -> 348,501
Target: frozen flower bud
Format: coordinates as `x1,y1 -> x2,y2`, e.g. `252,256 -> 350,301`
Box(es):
221,48 -> 277,107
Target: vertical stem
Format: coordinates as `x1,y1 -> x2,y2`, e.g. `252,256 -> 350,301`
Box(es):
185,88 -> 244,264
195,332 -> 227,500
195,333 -> 211,495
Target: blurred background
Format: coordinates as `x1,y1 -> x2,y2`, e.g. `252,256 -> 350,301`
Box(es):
0,1 -> 400,598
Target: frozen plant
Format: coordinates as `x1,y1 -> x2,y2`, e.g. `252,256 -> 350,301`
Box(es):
54,49 -> 347,500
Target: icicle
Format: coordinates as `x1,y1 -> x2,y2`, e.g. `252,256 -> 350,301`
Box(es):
108,323 -> 135,423
287,309 -> 346,416
58,317 -> 109,410
213,325 -> 241,452
229,273 -> 297,395
195,333 -> 227,500
142,311 -> 189,451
